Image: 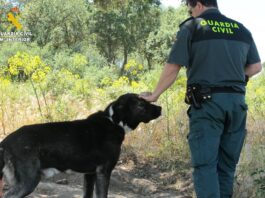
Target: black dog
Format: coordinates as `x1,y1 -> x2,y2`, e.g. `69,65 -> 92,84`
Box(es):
0,93 -> 161,198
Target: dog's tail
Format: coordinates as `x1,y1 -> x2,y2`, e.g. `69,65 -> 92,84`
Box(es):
0,147 -> 4,197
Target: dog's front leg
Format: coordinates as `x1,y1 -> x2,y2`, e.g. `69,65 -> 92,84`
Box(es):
95,166 -> 111,198
83,173 -> 96,198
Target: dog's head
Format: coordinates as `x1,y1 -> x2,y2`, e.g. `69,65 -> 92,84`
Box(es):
105,93 -> 161,132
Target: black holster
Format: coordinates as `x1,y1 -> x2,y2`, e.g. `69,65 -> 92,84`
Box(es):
185,84 -> 212,109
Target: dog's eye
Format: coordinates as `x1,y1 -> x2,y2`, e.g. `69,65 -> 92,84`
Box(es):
135,104 -> 146,112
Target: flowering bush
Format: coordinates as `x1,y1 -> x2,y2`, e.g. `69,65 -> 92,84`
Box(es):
71,53 -> 88,77
100,76 -> 113,87
112,76 -> 130,88
124,59 -> 144,81
8,51 -> 50,82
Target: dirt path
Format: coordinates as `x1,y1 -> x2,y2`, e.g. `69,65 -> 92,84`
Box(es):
23,158 -> 194,198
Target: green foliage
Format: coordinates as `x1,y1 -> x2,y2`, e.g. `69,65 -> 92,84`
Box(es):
90,0 -> 161,68
85,65 -> 119,87
23,0 -> 89,49
0,42 -> 29,66
1,0 -> 188,71
246,72 -> 265,116
89,9 -> 121,64
47,69 -> 80,96
72,54 -> 88,74
80,44 -> 108,68
52,51 -> 88,77
93,0 -> 161,13
145,5 -> 188,65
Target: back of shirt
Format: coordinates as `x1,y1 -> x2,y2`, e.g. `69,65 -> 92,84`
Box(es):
167,9 -> 260,91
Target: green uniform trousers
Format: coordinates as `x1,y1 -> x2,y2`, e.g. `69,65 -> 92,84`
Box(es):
187,93 -> 247,198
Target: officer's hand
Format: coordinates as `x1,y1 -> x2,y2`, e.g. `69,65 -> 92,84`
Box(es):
139,92 -> 158,102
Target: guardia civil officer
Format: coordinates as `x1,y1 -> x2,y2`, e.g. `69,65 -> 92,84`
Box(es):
140,0 -> 262,197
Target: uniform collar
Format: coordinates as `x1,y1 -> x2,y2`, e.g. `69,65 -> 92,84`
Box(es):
198,8 -> 220,17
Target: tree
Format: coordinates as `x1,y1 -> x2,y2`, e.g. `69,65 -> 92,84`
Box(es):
90,0 -> 161,72
119,0 -> 161,73
92,0 -> 161,10
143,5 -> 188,68
89,9 -> 121,65
22,0 -> 90,49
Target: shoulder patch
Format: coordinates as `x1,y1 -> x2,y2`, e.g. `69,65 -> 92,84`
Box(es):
179,17 -> 194,28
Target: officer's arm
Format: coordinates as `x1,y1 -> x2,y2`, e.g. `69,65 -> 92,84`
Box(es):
245,62 -> 262,78
140,63 -> 181,102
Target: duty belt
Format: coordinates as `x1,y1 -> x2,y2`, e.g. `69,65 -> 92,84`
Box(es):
210,87 -> 245,94
185,84 -> 245,109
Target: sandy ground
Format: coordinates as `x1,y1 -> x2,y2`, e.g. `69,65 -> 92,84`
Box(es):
3,156 -> 194,198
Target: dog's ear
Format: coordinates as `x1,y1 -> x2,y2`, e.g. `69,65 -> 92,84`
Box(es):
115,94 -> 130,109
112,93 -> 138,116
114,100 -> 125,111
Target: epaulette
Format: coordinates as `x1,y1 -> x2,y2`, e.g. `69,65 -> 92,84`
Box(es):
179,17 -> 195,28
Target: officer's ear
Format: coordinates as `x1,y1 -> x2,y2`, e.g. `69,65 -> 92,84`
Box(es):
197,2 -> 204,9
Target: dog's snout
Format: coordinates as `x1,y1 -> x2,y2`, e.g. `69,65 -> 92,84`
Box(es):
157,106 -> 162,114
153,105 -> 162,117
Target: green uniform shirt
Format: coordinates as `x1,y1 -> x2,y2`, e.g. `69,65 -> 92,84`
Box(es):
167,9 -> 260,92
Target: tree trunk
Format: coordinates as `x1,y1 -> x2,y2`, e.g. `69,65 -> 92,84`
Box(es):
147,55 -> 152,70
120,47 -> 128,75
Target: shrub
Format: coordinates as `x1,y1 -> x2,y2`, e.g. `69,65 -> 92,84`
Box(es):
124,59 -> 144,82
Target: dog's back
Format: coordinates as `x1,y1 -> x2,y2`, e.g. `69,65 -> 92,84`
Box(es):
0,110 -> 125,170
